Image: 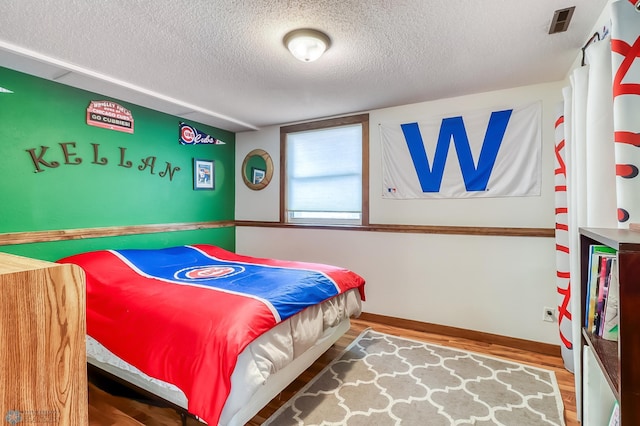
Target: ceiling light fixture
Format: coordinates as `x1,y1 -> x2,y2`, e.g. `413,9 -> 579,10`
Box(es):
283,29 -> 331,62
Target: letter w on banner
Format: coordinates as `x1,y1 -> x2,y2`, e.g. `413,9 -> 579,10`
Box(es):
380,101 -> 542,199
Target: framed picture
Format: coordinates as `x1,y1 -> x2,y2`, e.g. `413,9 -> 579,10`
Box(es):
193,158 -> 215,190
252,167 -> 266,185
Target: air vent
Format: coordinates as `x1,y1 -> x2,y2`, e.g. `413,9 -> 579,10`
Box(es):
549,6 -> 575,34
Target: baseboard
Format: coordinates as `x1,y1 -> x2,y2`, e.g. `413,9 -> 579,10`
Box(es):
358,312 -> 561,357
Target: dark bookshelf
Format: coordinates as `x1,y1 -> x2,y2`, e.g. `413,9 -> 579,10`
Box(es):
580,227 -> 640,425
581,329 -> 619,399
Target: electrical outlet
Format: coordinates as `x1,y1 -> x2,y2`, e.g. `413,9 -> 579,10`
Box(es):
543,307 -> 555,322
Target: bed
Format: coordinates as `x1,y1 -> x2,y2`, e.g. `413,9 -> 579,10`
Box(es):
57,244 -> 365,425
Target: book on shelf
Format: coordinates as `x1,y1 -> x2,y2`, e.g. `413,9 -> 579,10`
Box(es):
585,244 -> 617,332
594,256 -> 613,336
601,257 -> 619,341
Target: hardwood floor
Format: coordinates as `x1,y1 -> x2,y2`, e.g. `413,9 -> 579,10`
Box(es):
88,317 -> 578,425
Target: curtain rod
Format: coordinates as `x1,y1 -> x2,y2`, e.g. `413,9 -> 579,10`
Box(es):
581,32 -> 601,66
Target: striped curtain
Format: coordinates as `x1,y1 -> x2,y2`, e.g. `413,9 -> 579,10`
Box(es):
554,102 -> 572,372
558,0 -> 640,418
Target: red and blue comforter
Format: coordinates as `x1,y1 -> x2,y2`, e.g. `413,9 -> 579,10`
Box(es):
57,244 -> 365,425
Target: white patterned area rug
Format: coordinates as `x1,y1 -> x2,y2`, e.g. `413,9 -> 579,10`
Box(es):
264,329 -> 565,426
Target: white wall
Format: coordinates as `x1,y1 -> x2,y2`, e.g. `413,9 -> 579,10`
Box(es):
235,81 -> 564,344
236,126 -> 281,222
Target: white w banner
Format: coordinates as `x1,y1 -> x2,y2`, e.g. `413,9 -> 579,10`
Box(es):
380,101 -> 542,199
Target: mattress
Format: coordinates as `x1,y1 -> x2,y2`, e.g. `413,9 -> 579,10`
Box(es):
59,244 -> 366,424
87,287 -> 362,425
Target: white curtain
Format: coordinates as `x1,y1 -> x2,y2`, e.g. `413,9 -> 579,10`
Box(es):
585,40 -> 617,228
611,0 -> 640,223
559,0 -> 640,419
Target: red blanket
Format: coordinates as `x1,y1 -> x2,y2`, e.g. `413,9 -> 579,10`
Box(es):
58,245 -> 365,425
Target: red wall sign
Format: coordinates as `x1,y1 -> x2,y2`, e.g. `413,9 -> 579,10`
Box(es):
86,100 -> 134,133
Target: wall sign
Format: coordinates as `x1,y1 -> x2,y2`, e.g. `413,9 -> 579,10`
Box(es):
86,100 -> 134,133
179,122 -> 225,145
25,142 -> 181,181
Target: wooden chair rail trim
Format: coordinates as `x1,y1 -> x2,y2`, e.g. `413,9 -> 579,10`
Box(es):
0,220 -> 553,247
359,312 -> 560,357
235,221 -> 554,238
0,221 -> 235,246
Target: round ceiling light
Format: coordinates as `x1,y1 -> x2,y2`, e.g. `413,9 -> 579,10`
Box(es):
283,28 -> 331,62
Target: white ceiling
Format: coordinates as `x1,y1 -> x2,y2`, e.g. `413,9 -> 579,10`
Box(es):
0,1 -> 608,133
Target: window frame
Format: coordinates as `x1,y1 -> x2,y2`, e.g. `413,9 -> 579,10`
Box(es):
280,113 -> 369,226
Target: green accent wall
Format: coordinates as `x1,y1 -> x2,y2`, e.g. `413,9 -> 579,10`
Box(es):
0,67 -> 236,260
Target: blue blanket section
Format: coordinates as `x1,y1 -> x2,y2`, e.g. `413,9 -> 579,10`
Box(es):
114,246 -> 339,321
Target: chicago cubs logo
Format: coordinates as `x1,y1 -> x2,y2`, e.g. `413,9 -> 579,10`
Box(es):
180,124 -> 196,144
179,122 -> 225,145
175,265 -> 244,281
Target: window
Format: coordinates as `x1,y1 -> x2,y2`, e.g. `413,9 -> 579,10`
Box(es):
280,114 -> 369,225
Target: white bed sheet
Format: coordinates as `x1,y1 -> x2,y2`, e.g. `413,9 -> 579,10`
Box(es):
87,288 -> 362,425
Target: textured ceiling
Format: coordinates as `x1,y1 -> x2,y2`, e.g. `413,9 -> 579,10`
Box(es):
0,1 -> 608,132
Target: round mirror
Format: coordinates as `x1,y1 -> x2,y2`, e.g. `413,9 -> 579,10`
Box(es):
242,149 -> 273,190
